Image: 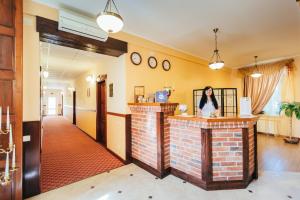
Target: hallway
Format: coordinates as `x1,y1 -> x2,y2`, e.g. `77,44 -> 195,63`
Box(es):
41,116 -> 124,192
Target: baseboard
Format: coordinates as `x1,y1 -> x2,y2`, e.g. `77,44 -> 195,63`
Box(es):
105,147 -> 128,164
76,126 -> 131,165
258,132 -> 300,139
170,167 -> 254,191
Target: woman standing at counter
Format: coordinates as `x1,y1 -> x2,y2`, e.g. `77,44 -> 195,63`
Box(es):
198,86 -> 219,117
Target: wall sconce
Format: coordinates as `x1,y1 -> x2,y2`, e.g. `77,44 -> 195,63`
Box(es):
0,106 -> 18,186
42,70 -> 49,78
86,75 -> 94,83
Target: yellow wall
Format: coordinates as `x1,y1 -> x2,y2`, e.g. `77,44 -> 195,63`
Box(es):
63,105 -> 73,123
107,115 -> 126,159
23,14 -> 41,121
112,32 -> 243,114
74,55 -> 126,144
22,0 -> 244,160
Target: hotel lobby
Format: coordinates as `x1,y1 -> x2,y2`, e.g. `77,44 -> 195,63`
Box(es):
0,0 -> 300,199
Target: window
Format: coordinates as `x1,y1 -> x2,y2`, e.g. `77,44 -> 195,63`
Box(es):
263,68 -> 288,116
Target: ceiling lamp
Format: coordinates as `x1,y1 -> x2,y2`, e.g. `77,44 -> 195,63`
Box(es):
96,0 -> 124,33
251,56 -> 263,78
209,28 -> 225,70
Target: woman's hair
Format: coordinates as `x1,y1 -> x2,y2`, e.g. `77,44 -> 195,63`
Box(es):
199,86 -> 219,109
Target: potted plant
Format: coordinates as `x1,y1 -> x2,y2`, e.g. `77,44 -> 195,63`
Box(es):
280,102 -> 300,144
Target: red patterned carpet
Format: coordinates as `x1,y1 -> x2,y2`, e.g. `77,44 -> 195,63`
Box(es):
41,116 -> 124,192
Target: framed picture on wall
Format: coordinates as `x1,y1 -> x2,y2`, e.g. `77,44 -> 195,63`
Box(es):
87,88 -> 90,97
109,83 -> 113,97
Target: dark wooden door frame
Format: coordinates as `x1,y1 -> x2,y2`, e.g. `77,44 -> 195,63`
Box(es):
36,16 -> 128,57
96,80 -> 107,146
73,91 -> 76,125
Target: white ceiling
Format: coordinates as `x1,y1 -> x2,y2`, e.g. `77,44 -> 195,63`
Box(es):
40,42 -> 110,81
35,0 -> 300,68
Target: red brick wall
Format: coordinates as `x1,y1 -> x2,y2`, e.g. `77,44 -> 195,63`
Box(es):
131,112 -> 158,169
169,120 -> 202,179
129,105 -> 177,171
212,128 -> 243,181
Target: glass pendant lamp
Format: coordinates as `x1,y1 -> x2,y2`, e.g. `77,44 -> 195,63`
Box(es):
251,56 -> 262,78
209,28 -> 225,70
96,0 -> 124,33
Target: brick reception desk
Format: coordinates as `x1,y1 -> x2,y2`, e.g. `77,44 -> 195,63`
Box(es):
168,116 -> 259,190
128,103 -> 178,178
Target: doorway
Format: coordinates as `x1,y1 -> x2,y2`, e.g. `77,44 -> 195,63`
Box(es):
47,96 -> 57,115
96,80 -> 107,146
72,91 -> 76,125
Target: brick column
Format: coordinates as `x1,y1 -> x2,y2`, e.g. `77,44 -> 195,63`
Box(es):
128,103 -> 178,178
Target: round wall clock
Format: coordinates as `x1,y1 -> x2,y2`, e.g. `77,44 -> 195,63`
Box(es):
148,56 -> 158,69
162,60 -> 171,71
130,52 -> 142,65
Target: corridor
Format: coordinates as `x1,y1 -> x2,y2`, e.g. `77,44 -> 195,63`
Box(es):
41,116 -> 124,192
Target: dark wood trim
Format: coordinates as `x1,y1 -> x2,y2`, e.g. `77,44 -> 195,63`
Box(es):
242,128 -> 249,181
205,178 -> 253,190
132,158 -> 163,178
253,123 -> 258,179
171,168 -> 206,189
72,91 -> 76,125
125,114 -> 132,164
201,128 -> 212,183
105,147 -> 126,164
22,121 -> 41,198
156,112 -> 164,174
36,16 -> 128,57
77,127 -> 97,141
107,112 -> 127,118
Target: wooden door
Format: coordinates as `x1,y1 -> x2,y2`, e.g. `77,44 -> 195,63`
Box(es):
0,0 -> 23,199
73,91 -> 76,125
96,81 -> 107,146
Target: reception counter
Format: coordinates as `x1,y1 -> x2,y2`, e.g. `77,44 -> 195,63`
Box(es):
168,115 -> 258,190
128,103 -> 258,190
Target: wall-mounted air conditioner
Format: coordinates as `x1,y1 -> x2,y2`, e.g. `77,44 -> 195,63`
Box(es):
58,10 -> 108,42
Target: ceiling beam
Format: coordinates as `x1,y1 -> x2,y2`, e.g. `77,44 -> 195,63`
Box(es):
36,16 -> 128,57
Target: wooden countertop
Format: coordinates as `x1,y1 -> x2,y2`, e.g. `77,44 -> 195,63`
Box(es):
128,102 -> 179,106
168,115 -> 259,123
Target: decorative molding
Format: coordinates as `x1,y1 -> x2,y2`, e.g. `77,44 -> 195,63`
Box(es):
107,112 -> 127,118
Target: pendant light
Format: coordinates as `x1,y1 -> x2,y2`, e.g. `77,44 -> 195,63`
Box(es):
209,28 -> 224,70
251,56 -> 262,78
96,0 -> 124,33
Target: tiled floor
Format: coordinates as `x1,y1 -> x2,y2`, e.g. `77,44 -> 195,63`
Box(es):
28,164 -> 300,200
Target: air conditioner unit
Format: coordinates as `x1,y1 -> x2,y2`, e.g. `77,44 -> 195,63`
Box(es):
58,10 -> 108,42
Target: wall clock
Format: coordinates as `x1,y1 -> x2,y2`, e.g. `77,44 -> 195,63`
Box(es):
148,56 -> 158,69
162,60 -> 171,71
130,52 -> 142,65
